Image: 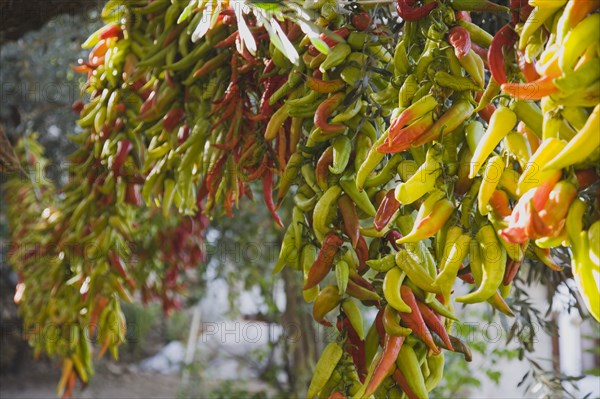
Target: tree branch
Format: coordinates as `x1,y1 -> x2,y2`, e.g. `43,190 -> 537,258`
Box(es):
0,0 -> 103,44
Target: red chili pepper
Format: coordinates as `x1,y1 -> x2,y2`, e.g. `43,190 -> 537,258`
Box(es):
259,75 -> 287,116
108,251 -> 136,289
246,155 -> 269,181
304,233 -> 344,290
474,91 -> 496,123
99,24 -> 122,40
351,12 -> 372,31
72,100 -> 84,113
576,168 -> 600,190
375,307 -> 386,342
355,235 -> 369,272
398,286 -> 440,353
385,230 -> 402,251
341,317 -> 367,379
448,26 -> 472,59
286,21 -> 302,41
377,116 -> 432,153
363,334 -> 405,397
315,93 -> 346,134
112,139 -> 132,176
321,27 -> 351,47
71,63 -> 92,74
374,190 -> 400,231
471,42 -> 489,65
488,24 -> 517,85
162,108 -> 186,132
503,258 -> 522,285
339,195 -> 360,248
510,0 -> 533,24
262,168 -> 284,228
306,76 -> 345,94
488,190 -> 512,218
163,25 -> 185,48
396,0 -> 438,21
346,279 -> 381,302
316,146 -> 334,190
139,90 -> 158,119
124,182 -> 142,206
501,75 -> 557,100
457,264 -> 476,284
214,31 -> 238,48
456,11 -> 471,21
416,300 -> 454,350
392,369 -> 420,399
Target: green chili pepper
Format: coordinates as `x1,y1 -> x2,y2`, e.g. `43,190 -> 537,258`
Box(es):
395,344 -> 429,399
320,43 -> 351,72
306,342 -> 344,398
456,225 -> 506,303
340,173 -> 376,217
329,136 -> 352,175
313,185 -> 342,242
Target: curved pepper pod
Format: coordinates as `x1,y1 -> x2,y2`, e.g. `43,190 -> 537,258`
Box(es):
306,342 -> 344,398
395,343 -> 429,399
396,0 -> 438,21
361,334 -> 405,398
398,286 -> 440,354
488,24 -> 518,85
374,190 -> 400,231
383,304 -> 413,336
469,106 -> 517,178
383,267 -> 412,313
314,92 -> 347,134
338,195 -> 360,248
456,225 -> 506,304
312,285 -> 342,326
304,233 -> 343,290
448,26 -> 472,59
543,105 -> 600,171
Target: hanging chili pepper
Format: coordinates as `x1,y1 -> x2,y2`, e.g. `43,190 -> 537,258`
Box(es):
396,0 -> 438,21
503,259 -> 522,285
457,265 -> 476,284
346,279 -> 382,301
313,285 -> 342,326
304,234 -> 344,290
501,75 -> 557,100
448,26 -> 472,59
355,236 -> 369,273
399,286 -> 440,353
416,300 -> 454,350
362,334 -> 404,398
316,146 -> 334,191
374,190 -> 400,231
112,139 -> 132,176
395,344 -> 429,399
315,93 -> 346,134
488,24 -> 517,85
162,108 -> 185,132
262,168 -> 283,228
456,11 -> 471,21
338,195 -> 360,248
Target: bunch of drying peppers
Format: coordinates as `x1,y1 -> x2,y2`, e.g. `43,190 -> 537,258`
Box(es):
4,0 -> 599,397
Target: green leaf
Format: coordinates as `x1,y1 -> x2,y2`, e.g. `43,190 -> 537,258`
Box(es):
296,20 -> 329,55
177,0 -> 198,24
